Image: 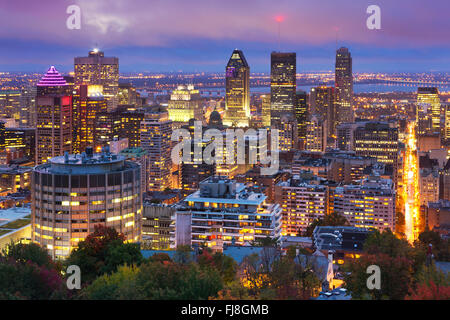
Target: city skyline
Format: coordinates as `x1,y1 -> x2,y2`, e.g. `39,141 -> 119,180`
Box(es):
1,0 -> 449,73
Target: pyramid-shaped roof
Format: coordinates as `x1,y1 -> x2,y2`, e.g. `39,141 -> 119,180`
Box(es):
37,66 -> 67,87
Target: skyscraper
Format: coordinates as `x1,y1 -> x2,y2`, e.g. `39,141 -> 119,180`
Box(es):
417,87 -> 441,135
310,86 -> 335,137
74,49 -> 119,111
73,85 -> 107,154
224,49 -> 250,127
270,52 -> 296,123
167,85 -> 203,129
140,108 -> 172,191
36,66 -> 73,165
335,47 -> 353,124
295,91 -> 308,149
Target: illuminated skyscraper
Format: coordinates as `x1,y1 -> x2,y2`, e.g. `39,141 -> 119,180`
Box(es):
270,52 -> 296,123
73,85 -> 107,153
306,114 -> 327,152
261,94 -> 271,127
74,49 -> 119,111
310,86 -> 335,137
295,91 -> 308,149
224,49 -> 250,127
335,47 -> 353,124
167,85 -> 203,129
417,87 -> 441,135
36,66 -> 73,165
140,108 -> 172,191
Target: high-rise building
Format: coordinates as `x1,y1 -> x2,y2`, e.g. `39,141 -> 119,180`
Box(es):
36,66 -> 73,165
172,176 -> 282,249
32,150 -> 142,259
353,122 -> 399,168
310,86 -> 335,137
261,94 -> 271,127
306,114 -> 327,152
3,127 -> 36,161
167,85 -> 203,129
270,52 -> 297,123
73,85 -> 107,154
295,91 -> 308,149
224,49 -> 250,127
275,113 -> 298,151
119,111 -> 144,148
335,47 -> 353,124
417,87 -> 441,135
140,108 -> 172,191
74,49 -> 119,111
94,110 -> 121,149
275,174 -> 329,236
334,177 -> 395,231
0,90 -> 21,120
20,87 -> 37,128
118,83 -> 139,106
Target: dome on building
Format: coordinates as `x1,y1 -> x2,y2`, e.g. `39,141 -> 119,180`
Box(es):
209,110 -> 222,127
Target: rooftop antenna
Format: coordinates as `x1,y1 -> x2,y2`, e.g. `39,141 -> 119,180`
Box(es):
333,27 -> 339,50
275,16 -> 284,52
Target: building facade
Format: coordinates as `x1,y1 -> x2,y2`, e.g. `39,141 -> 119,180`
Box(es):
32,150 -> 142,259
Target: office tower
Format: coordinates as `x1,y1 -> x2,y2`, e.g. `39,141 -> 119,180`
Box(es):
118,83 -> 139,106
36,66 -> 73,165
306,114 -> 327,152
74,49 -> 119,111
334,177 -> 395,231
295,91 -> 308,149
420,168 -> 439,206
180,137 -> 216,196
119,147 -> 150,194
3,127 -> 36,161
261,94 -> 271,127
353,122 -> 399,168
275,113 -> 298,151
0,90 -> 21,120
336,122 -> 359,151
140,108 -> 172,191
270,52 -> 296,124
224,49 -> 250,127
335,47 -> 353,124
20,87 -> 37,128
417,87 -> 441,135
445,104 -> 450,140
94,110 -> 121,148
73,85 -> 107,154
119,111 -> 145,148
167,85 -> 203,129
310,86 -> 335,137
275,174 -> 329,236
32,150 -> 142,259
172,176 -> 282,249
324,151 -> 377,184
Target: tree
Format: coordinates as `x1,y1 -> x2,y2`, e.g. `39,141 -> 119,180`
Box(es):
406,264 -> 450,300
66,225 -> 143,283
136,260 -> 223,299
2,241 -> 54,270
344,253 -> 413,300
416,230 -> 450,262
82,265 -> 141,300
197,249 -> 237,284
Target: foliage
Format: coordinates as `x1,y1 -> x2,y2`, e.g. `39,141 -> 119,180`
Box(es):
0,242 -> 66,300
65,225 -> 143,284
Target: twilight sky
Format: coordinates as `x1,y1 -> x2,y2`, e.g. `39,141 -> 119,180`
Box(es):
1,0 -> 449,73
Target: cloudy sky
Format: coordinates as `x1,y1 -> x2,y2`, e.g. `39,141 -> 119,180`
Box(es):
1,0 -> 449,73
